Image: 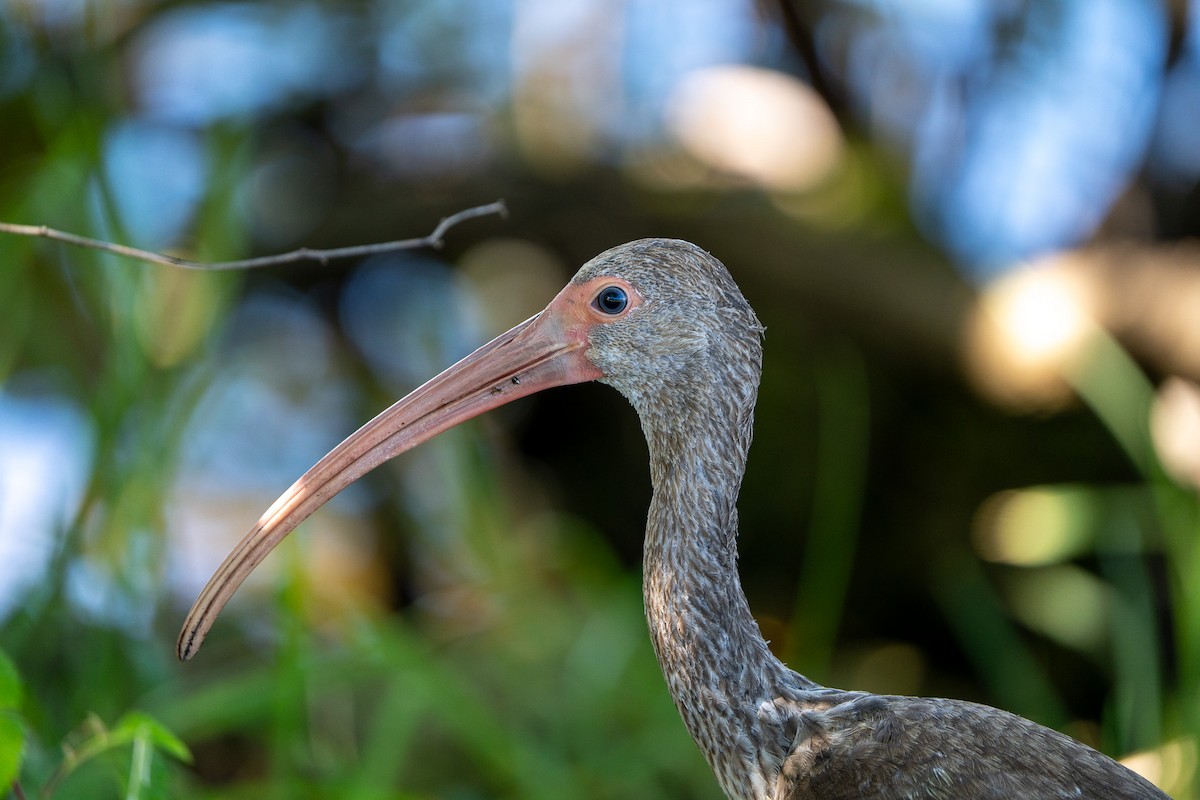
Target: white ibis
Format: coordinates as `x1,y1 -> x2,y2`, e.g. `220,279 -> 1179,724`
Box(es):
180,239 -> 1168,799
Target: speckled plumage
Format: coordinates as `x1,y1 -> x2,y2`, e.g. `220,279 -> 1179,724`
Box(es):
571,239 -> 1168,800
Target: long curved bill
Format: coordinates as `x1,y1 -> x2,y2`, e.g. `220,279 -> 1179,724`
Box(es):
178,289 -> 600,660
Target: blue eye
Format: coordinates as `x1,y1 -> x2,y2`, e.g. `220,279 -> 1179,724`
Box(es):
596,286 -> 628,315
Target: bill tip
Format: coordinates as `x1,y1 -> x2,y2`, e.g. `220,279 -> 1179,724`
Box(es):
177,631 -> 198,662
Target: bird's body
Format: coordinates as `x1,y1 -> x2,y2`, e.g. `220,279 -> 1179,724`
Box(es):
181,239 -> 1169,799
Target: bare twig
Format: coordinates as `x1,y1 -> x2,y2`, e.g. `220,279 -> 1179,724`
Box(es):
0,200 -> 507,271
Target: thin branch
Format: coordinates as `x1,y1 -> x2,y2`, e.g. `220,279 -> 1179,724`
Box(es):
0,200 -> 508,271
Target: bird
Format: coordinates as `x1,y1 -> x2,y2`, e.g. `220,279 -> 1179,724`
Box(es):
179,239 -> 1169,799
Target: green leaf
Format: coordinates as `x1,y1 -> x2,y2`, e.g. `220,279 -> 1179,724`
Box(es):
126,729 -> 151,800
0,711 -> 25,788
112,712 -> 192,764
0,649 -> 22,710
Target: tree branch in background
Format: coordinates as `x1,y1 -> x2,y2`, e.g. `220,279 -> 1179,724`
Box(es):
0,199 -> 508,271
771,0 -> 844,118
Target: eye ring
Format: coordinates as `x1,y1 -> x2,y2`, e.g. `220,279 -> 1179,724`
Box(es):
595,285 -> 629,315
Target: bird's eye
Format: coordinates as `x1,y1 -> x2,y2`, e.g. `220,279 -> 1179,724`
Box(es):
595,285 -> 629,315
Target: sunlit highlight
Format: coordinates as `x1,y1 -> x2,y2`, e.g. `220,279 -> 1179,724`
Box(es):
965,254 -> 1098,410
1151,377 -> 1200,490
1005,278 -> 1085,362
666,65 -> 842,192
1121,738 -> 1196,797
972,486 -> 1093,566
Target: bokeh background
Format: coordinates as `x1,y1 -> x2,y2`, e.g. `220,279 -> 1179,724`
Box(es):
2,0 -> 1200,797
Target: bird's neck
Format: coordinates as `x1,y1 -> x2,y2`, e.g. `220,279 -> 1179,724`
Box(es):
640,403 -> 811,800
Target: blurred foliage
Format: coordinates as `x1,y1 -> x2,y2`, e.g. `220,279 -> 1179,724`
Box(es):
1,1 -> 1199,798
